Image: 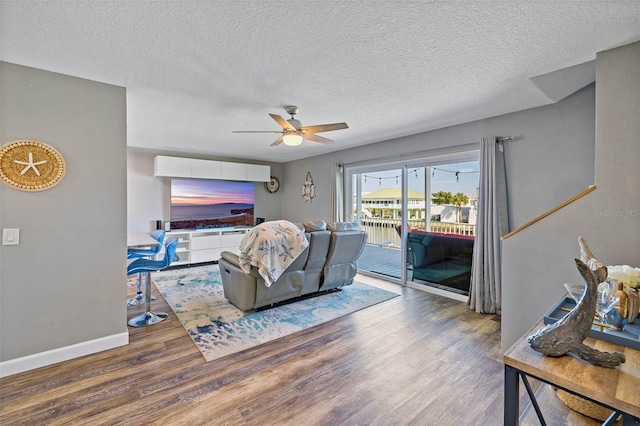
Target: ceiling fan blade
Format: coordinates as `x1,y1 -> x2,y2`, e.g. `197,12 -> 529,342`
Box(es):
271,136 -> 284,146
269,114 -> 297,131
304,133 -> 334,144
232,130 -> 284,134
301,122 -> 348,133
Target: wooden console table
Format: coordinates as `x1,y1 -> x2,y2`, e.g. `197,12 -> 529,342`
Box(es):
503,319 -> 640,425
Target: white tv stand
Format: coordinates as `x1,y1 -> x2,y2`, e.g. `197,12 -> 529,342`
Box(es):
165,227 -> 250,266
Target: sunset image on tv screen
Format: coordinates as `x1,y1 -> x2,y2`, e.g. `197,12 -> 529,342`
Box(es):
170,179 -> 254,228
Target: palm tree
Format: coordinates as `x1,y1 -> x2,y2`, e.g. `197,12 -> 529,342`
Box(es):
432,190 -> 452,205
451,192 -> 469,223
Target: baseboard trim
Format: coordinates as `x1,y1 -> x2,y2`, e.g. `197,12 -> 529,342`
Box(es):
0,332 -> 129,378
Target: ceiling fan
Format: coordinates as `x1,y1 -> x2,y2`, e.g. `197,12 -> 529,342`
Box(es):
232,105 -> 348,146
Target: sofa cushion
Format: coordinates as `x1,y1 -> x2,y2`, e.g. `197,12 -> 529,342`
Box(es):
327,221 -> 361,232
304,220 -> 327,232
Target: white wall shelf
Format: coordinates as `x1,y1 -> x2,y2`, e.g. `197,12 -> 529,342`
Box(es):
154,155 -> 269,182
165,227 -> 249,266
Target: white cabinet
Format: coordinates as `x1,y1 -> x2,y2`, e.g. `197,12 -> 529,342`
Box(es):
190,233 -> 222,264
220,230 -> 248,253
154,156 -> 191,178
165,231 -> 192,266
220,162 -> 247,181
154,156 -> 269,182
166,227 -> 249,265
191,158 -> 221,179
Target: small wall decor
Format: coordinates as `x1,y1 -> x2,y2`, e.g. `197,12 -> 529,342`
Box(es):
301,171 -> 316,203
0,139 -> 66,191
264,175 -> 280,193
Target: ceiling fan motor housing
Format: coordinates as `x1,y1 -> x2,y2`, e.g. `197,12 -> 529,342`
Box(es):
285,106 -> 301,130
287,118 -> 302,130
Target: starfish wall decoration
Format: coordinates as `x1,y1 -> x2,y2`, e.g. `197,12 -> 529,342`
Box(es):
0,139 -> 66,192
15,152 -> 47,176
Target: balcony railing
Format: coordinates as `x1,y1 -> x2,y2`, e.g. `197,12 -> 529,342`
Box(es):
360,218 -> 475,248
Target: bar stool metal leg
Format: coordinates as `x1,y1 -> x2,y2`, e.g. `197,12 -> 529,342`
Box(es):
127,272 -> 155,306
128,271 -> 168,327
127,272 -> 145,306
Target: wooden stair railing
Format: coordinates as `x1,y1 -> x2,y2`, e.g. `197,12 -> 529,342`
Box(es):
501,185 -> 596,240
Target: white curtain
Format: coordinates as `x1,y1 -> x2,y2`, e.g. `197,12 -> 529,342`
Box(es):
329,163 -> 344,222
468,137 -> 509,314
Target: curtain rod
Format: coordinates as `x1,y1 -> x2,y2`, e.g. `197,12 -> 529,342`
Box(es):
342,142 -> 480,169
343,137 -> 514,169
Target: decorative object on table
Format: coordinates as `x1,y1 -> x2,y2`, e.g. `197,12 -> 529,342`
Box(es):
301,171 -> 316,203
264,175 -> 280,193
527,237 -> 626,368
151,264 -> 398,362
0,139 -> 66,191
595,279 -> 620,326
627,290 -> 640,324
613,279 -> 628,318
544,293 -> 640,350
563,282 -> 623,331
607,264 -> 640,323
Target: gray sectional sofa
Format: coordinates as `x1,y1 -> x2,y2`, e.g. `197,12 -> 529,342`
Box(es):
219,220 -> 367,310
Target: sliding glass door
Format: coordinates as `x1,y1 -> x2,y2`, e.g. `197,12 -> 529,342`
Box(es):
351,168 -> 406,280
405,162 -> 478,296
347,151 -> 479,298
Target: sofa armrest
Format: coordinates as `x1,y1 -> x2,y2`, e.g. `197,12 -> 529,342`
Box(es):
220,250 -> 262,279
220,250 -> 240,266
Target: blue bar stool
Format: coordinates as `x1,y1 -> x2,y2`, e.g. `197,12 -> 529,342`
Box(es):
127,237 -> 178,327
127,230 -> 166,306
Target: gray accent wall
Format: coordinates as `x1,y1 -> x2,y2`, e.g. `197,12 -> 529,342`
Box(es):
0,63 -> 127,366
501,41 -> 640,351
281,84 -> 596,234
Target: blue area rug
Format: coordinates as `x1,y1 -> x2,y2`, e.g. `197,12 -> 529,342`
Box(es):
152,265 -> 399,362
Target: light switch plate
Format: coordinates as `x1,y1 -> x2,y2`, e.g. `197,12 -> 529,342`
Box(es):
2,228 -> 20,245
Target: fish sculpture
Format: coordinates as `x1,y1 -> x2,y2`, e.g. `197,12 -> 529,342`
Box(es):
527,237 -> 625,368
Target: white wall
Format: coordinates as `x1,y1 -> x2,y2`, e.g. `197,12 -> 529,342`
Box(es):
0,63 -> 128,374
126,150 -> 283,234
128,149 -> 168,233
501,41 -> 640,351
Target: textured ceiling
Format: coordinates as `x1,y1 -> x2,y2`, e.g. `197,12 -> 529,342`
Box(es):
1,1 -> 639,163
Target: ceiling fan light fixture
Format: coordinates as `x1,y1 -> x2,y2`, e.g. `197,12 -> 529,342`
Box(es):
283,133 -> 303,146
233,106 -> 347,147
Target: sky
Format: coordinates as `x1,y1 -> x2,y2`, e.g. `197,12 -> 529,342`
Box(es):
359,161 -> 480,196
171,179 -> 255,205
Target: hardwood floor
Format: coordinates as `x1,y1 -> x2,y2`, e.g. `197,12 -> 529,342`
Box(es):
1,273 -> 596,425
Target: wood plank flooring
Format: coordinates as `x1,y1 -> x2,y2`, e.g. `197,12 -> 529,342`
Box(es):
1,273 -> 598,425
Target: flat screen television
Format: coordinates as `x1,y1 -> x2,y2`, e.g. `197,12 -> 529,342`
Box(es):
170,178 -> 255,230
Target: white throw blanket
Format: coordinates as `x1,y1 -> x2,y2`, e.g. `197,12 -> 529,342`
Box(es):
238,220 -> 309,287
